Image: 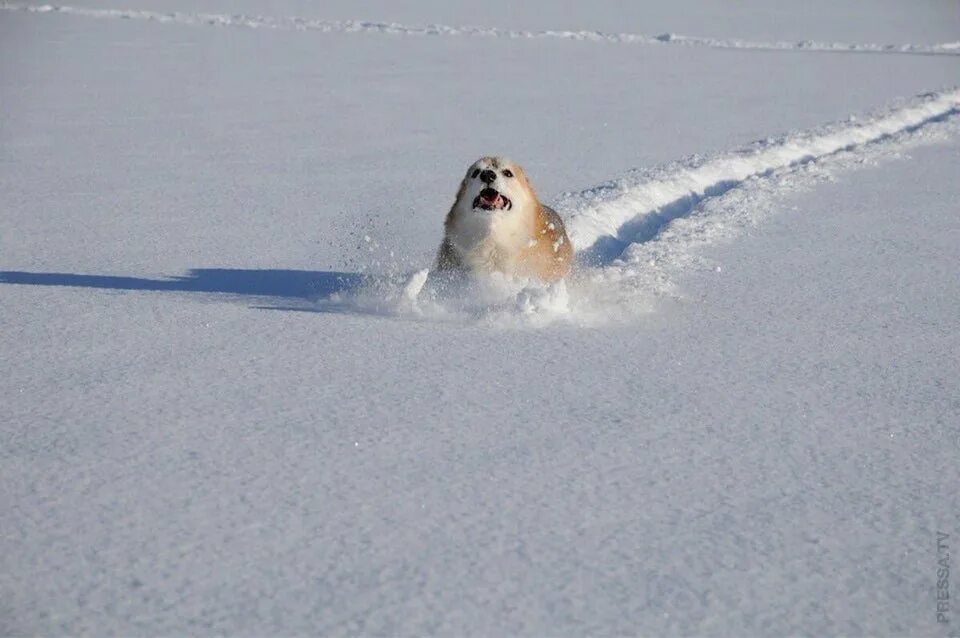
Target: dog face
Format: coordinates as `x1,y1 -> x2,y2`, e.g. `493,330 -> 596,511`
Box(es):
455,156 -> 537,215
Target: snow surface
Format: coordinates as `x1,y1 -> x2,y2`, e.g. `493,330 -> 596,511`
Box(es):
2,1 -> 959,635
5,3 -> 960,57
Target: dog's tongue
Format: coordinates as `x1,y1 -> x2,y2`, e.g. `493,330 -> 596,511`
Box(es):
480,189 -> 500,205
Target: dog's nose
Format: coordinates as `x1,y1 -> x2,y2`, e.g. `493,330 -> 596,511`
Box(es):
479,169 -> 496,184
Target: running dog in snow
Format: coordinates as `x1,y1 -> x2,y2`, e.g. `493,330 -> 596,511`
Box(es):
436,156 -> 573,282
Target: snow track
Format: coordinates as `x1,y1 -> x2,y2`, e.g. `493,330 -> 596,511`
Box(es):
3,2 -> 959,57
564,88 -> 960,264
513,86 -> 960,323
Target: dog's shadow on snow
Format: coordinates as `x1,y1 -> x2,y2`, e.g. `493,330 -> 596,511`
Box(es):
0,268 -> 364,312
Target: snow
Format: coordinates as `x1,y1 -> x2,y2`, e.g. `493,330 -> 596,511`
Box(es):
6,2 -> 960,57
566,89 -> 960,258
5,0 -> 960,45
2,1 -> 959,635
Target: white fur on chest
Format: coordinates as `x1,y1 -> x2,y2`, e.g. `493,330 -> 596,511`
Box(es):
448,203 -> 534,274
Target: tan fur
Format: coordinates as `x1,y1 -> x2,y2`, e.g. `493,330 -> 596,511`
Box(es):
436,157 -> 573,282
515,203 -> 574,281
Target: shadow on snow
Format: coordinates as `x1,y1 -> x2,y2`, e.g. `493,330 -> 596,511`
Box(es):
0,268 -> 363,310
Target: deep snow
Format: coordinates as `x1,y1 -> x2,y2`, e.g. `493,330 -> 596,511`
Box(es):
5,3 -> 960,57
2,2 -> 959,635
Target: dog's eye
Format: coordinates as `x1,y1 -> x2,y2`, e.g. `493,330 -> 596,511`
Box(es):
471,169 -> 480,178
502,169 -> 514,178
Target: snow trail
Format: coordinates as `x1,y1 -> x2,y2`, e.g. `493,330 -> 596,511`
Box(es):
551,87 -> 960,320
563,88 -> 960,262
3,2 -> 959,57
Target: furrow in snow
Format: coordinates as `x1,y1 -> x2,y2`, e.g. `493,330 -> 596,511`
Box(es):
3,2 -> 959,57
563,88 -> 960,264
551,87 -> 960,325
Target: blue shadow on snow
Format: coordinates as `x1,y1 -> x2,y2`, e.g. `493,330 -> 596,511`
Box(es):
0,268 -> 363,306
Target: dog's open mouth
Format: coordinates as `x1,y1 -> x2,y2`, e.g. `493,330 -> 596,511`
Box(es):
473,188 -> 512,211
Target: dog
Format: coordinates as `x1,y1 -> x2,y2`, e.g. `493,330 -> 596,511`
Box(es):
436,156 -> 573,282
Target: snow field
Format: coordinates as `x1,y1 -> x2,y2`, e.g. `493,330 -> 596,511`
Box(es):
4,2 -> 959,57
2,2 -> 960,634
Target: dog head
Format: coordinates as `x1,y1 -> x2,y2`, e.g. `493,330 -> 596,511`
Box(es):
453,156 -> 538,215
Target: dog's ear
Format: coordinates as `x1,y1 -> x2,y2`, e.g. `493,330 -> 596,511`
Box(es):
513,163 -> 536,197
454,177 -> 467,204
445,178 -> 467,228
